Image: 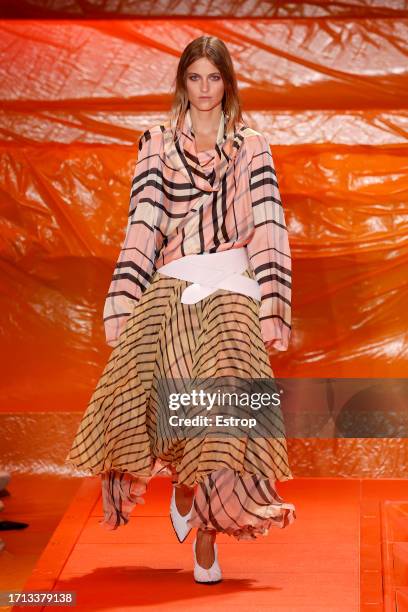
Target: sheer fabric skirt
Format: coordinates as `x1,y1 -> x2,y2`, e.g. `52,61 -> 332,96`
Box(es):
65,267 -> 296,541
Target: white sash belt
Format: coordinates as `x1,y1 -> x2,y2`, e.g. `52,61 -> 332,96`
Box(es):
156,247 -> 261,304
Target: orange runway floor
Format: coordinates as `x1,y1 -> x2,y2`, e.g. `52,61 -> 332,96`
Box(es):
6,476 -> 408,611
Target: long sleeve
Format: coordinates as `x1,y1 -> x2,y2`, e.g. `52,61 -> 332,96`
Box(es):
103,129 -> 162,348
245,133 -> 292,351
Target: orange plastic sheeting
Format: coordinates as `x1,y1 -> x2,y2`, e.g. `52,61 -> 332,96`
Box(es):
1,20 -> 407,144
0,18 -> 407,413
1,20 -> 408,119
1,0 -> 408,18
2,110 -> 408,146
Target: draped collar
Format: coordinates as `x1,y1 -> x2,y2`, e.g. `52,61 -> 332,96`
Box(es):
163,107 -> 247,193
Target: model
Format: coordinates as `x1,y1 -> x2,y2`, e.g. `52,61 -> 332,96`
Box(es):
66,35 -> 296,585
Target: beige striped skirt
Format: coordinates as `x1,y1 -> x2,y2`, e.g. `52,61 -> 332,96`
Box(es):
65,266 -> 296,541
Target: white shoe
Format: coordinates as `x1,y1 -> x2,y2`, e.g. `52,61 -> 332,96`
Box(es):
193,537 -> 222,584
169,485 -> 193,543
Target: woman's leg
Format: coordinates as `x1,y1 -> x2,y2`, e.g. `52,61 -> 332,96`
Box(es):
174,484 -> 217,568
174,483 -> 195,515
195,528 -> 216,568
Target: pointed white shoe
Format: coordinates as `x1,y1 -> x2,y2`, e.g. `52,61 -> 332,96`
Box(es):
193,537 -> 222,584
169,485 -> 193,543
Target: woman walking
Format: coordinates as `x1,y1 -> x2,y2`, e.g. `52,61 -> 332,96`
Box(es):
66,35 -> 296,584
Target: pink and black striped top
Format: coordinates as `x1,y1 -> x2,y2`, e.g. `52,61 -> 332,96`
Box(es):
103,109 -> 292,351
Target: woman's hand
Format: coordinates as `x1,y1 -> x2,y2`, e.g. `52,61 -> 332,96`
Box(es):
264,340 -> 275,351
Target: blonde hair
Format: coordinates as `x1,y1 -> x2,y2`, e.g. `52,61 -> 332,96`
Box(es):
169,36 -> 245,142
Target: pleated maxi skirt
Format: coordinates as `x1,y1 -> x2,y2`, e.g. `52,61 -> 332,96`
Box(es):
65,266 -> 296,541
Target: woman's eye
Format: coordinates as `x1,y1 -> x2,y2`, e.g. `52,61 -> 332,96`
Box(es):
188,75 -> 221,81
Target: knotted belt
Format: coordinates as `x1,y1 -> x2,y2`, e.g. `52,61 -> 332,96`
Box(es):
156,247 -> 261,304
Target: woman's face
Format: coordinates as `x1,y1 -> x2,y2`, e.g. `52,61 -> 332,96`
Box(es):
185,57 -> 225,113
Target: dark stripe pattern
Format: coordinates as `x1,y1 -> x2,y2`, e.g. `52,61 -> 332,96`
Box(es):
66,108 -> 296,540
66,268 -> 296,538
103,109 -> 292,352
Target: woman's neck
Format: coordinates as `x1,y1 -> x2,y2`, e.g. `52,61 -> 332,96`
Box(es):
189,104 -> 222,136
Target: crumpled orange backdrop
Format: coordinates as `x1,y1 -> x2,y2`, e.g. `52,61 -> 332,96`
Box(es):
0,6 -> 407,412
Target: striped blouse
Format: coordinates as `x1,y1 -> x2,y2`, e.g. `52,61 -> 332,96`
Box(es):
103,109 -> 292,351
